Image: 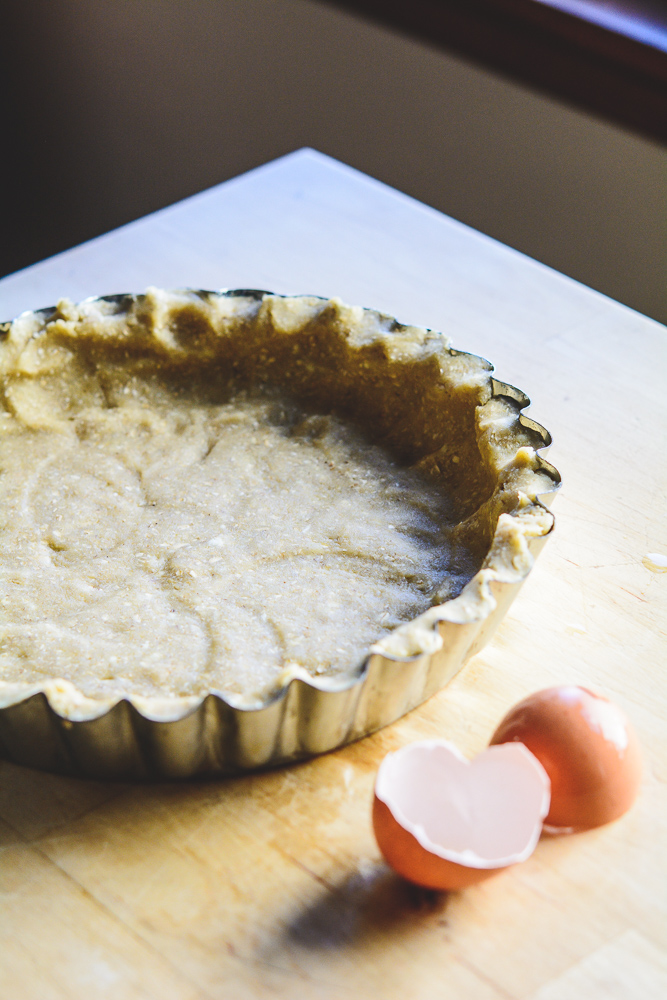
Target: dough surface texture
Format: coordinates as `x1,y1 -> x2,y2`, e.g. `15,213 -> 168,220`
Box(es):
0,289 -> 555,711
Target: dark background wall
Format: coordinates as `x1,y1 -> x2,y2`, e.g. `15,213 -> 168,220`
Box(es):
2,0 -> 666,322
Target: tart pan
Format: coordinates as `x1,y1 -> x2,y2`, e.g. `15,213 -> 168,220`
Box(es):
0,290 -> 560,779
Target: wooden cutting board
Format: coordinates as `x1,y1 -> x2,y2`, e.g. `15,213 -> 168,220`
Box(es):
0,150 -> 665,1000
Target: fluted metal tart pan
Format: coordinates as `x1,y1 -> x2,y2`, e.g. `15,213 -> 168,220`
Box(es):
0,290 -> 560,779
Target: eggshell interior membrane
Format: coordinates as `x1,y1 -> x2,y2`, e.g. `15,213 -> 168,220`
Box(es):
375,740 -> 550,869
490,686 -> 642,832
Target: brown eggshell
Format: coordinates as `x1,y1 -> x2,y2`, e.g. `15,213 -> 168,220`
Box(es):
490,686 -> 642,832
372,740 -> 550,891
372,796 -> 500,890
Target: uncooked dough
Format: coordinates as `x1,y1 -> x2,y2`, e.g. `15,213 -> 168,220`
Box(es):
0,381 -> 464,699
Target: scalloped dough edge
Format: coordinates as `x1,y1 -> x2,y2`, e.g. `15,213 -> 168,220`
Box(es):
0,289 -> 556,721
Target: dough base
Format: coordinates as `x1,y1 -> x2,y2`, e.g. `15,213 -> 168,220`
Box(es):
0,383 -> 468,698
0,288 -> 556,708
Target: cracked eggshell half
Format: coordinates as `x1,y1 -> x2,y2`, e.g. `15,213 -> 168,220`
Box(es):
372,740 -> 550,890
490,686 -> 642,832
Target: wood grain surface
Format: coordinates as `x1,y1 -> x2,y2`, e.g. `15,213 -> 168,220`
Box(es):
0,150 -> 665,999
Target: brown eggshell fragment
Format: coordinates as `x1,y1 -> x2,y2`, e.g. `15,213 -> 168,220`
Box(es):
490,686 -> 642,832
373,740 -> 550,891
